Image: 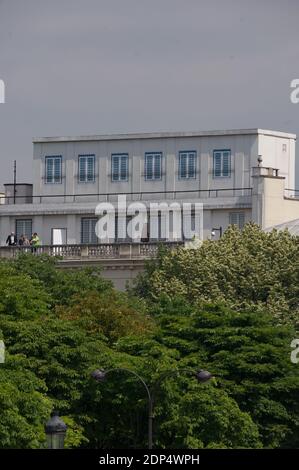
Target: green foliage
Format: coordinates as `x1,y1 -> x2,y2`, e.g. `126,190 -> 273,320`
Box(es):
134,224 -> 299,329
12,253 -> 113,307
56,290 -> 152,343
0,246 -> 298,449
151,300 -> 299,448
0,356 -> 51,448
0,263 -> 50,319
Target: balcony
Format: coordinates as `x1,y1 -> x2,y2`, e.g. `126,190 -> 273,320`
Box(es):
2,187 -> 253,204
0,242 -> 184,260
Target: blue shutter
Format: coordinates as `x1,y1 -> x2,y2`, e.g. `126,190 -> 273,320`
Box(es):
154,154 -> 161,179
79,155 -> 94,182
146,154 -> 153,180
112,155 -> 119,181
46,156 -> 61,183
120,155 -> 128,180
188,152 -> 196,178
214,152 -> 221,177
46,159 -> 53,183
180,153 -> 187,178
79,157 -> 86,182
222,151 -> 230,177
54,157 -> 61,183
87,156 -> 94,181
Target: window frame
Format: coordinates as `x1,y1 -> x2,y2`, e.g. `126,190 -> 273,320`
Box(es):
45,156 -> 62,184
78,154 -> 95,183
15,219 -> 33,241
80,217 -> 98,244
111,153 -> 129,182
213,149 -> 231,178
178,150 -> 197,179
229,212 -> 245,229
144,152 -> 162,181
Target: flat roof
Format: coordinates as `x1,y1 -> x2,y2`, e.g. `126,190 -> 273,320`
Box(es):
33,128 -> 296,143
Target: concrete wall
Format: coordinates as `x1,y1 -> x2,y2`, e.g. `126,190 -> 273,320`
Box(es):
4,184 -> 33,204
252,167 -> 299,228
58,258 -> 145,291
0,204 -> 252,245
257,134 -> 296,189
33,130 -> 295,201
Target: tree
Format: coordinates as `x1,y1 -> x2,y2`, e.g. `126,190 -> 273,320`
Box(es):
0,263 -> 50,319
0,354 -> 51,449
148,298 -> 299,448
12,253 -> 113,307
56,290 -> 152,343
134,224 -> 299,329
1,252 -> 298,448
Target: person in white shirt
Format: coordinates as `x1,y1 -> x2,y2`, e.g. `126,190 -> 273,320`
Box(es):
6,232 -> 17,246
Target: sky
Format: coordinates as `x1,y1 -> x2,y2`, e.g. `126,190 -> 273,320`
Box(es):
0,0 -> 299,189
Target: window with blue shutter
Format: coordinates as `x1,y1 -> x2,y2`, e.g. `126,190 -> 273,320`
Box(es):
111,154 -> 128,181
213,150 -> 231,178
45,156 -> 62,183
78,155 -> 95,183
229,212 -> 245,229
145,153 -> 162,180
179,151 -> 196,179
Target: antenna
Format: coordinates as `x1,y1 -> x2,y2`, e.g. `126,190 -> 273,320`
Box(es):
13,160 -> 16,204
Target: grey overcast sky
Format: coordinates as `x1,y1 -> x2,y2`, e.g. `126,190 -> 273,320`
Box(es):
0,0 -> 299,188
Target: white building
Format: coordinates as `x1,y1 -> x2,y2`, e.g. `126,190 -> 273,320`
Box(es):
0,128 -> 297,245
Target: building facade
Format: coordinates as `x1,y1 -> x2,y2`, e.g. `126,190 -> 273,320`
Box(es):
0,128 -> 297,245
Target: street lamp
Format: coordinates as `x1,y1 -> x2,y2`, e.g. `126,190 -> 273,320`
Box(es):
211,226 -> 222,238
45,411 -> 67,449
91,367 -> 213,449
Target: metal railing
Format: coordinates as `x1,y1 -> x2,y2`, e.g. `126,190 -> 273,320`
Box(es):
0,242 -> 184,260
284,189 -> 299,199
2,187 -> 252,204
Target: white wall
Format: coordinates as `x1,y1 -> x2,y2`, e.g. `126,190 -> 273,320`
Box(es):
33,133 -> 260,201
257,134 -> 296,189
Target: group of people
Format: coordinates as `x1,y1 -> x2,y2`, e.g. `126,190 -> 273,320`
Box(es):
6,232 -> 41,247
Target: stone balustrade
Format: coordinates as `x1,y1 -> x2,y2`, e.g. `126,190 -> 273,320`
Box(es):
0,242 -> 184,260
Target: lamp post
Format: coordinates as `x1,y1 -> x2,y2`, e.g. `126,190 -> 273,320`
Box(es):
211,226 -> 222,239
45,411 -> 67,449
91,367 -> 213,449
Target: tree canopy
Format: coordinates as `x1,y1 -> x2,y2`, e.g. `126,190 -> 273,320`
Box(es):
134,224 -> 299,329
0,228 -> 298,449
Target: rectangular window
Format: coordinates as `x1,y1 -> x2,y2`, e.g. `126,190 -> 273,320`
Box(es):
16,219 -> 32,241
229,212 -> 245,229
78,155 -> 95,183
145,152 -> 162,180
213,150 -> 231,178
111,154 -> 128,181
179,151 -> 196,179
45,156 -> 62,184
81,218 -> 98,244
